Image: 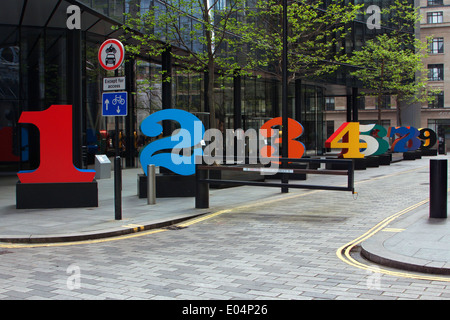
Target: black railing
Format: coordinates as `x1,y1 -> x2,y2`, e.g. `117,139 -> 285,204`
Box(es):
195,157 -> 355,209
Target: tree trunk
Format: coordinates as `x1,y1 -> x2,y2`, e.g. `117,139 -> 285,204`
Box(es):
396,95 -> 402,127
204,0 -> 216,129
377,95 -> 382,125
377,60 -> 385,125
208,59 -> 216,129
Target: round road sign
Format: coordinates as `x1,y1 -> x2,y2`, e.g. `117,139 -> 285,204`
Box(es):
98,39 -> 125,71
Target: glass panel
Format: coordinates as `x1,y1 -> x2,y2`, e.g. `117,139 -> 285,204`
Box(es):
85,34 -> 105,158
92,0 -> 110,15
109,0 -> 125,22
44,28 -> 67,105
0,27 -> 22,170
136,60 -> 163,124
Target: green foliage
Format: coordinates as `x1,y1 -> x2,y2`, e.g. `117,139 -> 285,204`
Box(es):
114,1 -> 252,77
349,34 -> 426,97
113,0 -> 248,127
227,0 -> 363,82
347,0 -> 440,124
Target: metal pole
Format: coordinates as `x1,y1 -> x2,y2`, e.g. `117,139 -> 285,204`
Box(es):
114,68 -> 122,220
348,160 -> 355,194
281,0 -> 289,193
114,156 -> 122,220
147,164 -> 156,205
114,69 -> 120,159
195,164 -> 209,209
430,159 -> 447,219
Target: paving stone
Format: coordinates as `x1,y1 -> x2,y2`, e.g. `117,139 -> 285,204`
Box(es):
0,156 -> 450,300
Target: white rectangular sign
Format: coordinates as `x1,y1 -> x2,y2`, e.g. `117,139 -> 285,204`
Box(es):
96,154 -> 110,164
103,77 -> 126,91
243,168 -> 293,174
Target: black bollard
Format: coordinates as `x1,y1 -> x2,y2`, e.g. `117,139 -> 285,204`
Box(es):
195,164 -> 209,209
114,156 -> 122,220
430,159 -> 447,219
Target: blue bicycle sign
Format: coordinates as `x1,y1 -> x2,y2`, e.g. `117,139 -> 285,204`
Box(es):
102,92 -> 127,116
112,94 -> 125,106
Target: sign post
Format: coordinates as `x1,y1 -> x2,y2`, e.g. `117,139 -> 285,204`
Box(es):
99,39 -> 125,220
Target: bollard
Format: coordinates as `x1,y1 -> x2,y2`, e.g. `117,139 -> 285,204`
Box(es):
114,156 -> 122,220
430,159 -> 447,219
195,164 -> 209,209
147,164 -> 156,205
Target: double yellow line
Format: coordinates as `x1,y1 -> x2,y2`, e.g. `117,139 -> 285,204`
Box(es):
336,198 -> 450,282
0,189 -> 321,249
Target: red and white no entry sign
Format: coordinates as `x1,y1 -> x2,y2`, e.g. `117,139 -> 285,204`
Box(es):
98,39 -> 125,71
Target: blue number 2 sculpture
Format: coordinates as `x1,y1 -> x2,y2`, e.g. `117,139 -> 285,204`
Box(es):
139,109 -> 205,176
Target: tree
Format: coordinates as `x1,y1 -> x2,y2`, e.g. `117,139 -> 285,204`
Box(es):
115,0 -> 247,129
348,34 -> 429,124
347,0 -> 439,125
227,0 -> 363,84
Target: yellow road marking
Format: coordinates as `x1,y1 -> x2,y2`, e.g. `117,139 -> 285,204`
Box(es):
336,198 -> 450,282
0,164 -> 434,249
0,190 -> 322,249
121,224 -> 145,232
0,229 -> 166,249
382,228 -> 405,232
178,209 -> 232,227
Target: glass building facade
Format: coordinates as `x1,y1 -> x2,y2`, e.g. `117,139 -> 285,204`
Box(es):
0,0 -> 415,174
0,0 -> 134,172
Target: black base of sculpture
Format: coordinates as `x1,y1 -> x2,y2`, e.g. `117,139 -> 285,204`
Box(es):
16,181 -> 98,209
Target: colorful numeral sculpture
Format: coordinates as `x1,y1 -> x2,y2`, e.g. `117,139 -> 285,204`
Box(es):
418,128 -> 437,150
17,105 -> 96,183
325,122 -> 367,158
139,112 -> 305,175
139,109 -> 205,176
259,117 -> 305,161
326,122 -> 437,158
360,124 -> 390,156
388,126 -> 421,152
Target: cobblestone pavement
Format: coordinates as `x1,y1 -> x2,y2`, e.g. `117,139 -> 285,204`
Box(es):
0,157 -> 450,301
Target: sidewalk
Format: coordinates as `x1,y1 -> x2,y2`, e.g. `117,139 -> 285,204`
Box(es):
0,167 -> 209,243
0,166 -> 305,243
360,198 -> 450,275
0,156 -> 449,276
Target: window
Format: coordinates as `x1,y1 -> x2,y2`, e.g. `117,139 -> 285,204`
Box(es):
325,97 -> 335,110
429,38 -> 444,54
326,121 -> 334,141
360,120 -> 391,127
429,92 -> 444,108
427,12 -> 443,23
428,64 -> 444,81
428,0 -> 443,6
358,96 -> 365,110
216,0 -> 227,10
375,95 -> 392,109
